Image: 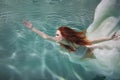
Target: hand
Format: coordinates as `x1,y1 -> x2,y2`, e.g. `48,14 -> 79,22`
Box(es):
23,20 -> 33,29
111,32 -> 120,40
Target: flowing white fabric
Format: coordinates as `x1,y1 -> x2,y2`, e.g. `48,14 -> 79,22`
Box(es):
70,0 -> 120,79
86,0 -> 120,79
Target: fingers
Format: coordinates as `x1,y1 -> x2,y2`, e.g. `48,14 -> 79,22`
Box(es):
112,31 -> 120,40
22,20 -> 33,29
112,32 -> 116,38
113,32 -> 116,36
23,20 -> 31,25
22,20 -> 27,24
22,20 -> 28,26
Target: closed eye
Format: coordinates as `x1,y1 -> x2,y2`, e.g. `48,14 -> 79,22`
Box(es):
56,34 -> 59,36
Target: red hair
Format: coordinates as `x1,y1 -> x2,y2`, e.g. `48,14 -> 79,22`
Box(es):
58,26 -> 91,52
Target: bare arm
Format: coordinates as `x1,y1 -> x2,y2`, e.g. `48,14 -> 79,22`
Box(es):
23,20 -> 56,42
86,32 -> 120,49
90,37 -> 112,44
90,32 -> 118,44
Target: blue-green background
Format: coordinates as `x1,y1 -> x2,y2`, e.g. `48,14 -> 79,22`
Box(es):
0,0 -> 119,80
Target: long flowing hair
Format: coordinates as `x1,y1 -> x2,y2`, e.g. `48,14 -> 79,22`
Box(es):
58,26 -> 92,52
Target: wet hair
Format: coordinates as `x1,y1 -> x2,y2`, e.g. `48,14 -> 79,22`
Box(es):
58,26 -> 92,52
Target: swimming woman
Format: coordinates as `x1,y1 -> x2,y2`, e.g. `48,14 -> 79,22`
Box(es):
23,20 -> 119,58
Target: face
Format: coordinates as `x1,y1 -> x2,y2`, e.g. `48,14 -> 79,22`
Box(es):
55,30 -> 63,42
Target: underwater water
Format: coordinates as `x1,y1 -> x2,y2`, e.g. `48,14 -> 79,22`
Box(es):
0,0 -> 120,80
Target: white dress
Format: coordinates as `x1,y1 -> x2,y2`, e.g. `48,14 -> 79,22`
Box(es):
69,0 -> 120,79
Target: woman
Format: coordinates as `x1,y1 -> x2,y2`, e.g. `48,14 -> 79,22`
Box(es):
23,20 -> 119,58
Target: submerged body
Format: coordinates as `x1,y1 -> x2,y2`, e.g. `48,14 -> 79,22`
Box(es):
23,20 -> 119,59
22,0 -> 120,79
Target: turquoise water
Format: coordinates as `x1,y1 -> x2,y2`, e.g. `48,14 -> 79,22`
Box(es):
0,0 -> 120,80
